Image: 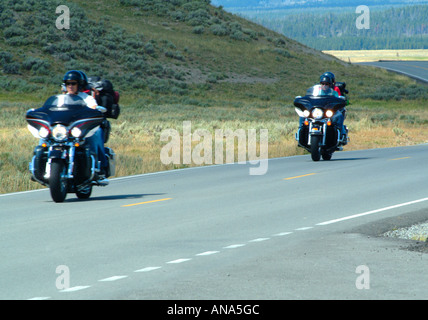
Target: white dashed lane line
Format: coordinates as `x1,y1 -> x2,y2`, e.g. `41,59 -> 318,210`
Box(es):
166,258 -> 192,264
196,251 -> 220,256
98,275 -> 128,282
31,194 -> 427,300
134,266 -> 162,273
223,244 -> 246,249
248,237 -> 270,242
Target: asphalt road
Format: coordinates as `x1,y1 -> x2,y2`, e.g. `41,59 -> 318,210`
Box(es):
1,145 -> 427,300
358,61 -> 428,83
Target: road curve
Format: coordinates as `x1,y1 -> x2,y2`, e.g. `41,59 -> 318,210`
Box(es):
1,145 -> 427,300
357,61 -> 428,83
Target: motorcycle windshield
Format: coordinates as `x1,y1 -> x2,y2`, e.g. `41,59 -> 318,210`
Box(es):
27,94 -> 103,126
294,85 -> 346,111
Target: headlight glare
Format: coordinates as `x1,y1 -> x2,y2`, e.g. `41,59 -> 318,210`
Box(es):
71,127 -> 82,138
38,127 -> 50,138
52,125 -> 68,141
303,110 -> 310,118
312,108 -> 323,120
326,110 -> 334,118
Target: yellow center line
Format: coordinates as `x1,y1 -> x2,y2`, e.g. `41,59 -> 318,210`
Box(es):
284,173 -> 317,180
410,65 -> 428,71
390,157 -> 411,161
122,198 -> 172,207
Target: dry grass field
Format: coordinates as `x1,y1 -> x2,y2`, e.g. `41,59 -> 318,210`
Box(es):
2,97 -> 428,194
323,49 -> 428,62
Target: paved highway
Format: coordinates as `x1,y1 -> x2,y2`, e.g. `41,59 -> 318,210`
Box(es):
1,60 -> 427,302
1,145 -> 427,300
358,61 -> 428,83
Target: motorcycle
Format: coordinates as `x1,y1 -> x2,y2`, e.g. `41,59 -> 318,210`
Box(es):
26,94 -> 116,202
294,85 -> 348,161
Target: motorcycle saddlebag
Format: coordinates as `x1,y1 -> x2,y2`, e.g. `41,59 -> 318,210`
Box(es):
105,147 -> 116,177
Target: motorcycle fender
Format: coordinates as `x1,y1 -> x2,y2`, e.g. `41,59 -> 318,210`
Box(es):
309,124 -> 323,136
48,147 -> 67,160
310,129 -> 323,135
308,123 -> 325,146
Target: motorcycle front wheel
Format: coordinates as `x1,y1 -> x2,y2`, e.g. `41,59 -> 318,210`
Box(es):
310,135 -> 321,161
50,159 -> 68,203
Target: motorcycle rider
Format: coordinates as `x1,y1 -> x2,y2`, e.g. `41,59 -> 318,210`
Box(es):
298,74 -> 347,144
322,71 -> 342,96
62,70 -> 109,178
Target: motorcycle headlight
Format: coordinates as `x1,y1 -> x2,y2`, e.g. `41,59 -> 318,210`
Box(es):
71,127 -> 82,138
312,108 -> 324,120
326,110 -> 334,118
52,124 -> 68,141
38,127 -> 50,138
303,110 -> 310,118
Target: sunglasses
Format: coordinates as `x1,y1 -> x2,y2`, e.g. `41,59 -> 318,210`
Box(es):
320,83 -> 330,86
65,82 -> 78,86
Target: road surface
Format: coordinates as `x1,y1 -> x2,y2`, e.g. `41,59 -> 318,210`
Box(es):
1,145 -> 427,300
358,61 -> 428,83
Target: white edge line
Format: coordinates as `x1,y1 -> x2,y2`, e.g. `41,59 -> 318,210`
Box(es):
224,244 -> 246,249
368,65 -> 428,83
317,197 -> 428,226
273,232 -> 293,236
196,251 -> 219,256
249,237 -> 270,242
98,275 -> 128,282
166,258 -> 191,264
295,227 -> 313,231
134,266 -> 162,273
4,144 -> 428,198
28,296 -> 51,300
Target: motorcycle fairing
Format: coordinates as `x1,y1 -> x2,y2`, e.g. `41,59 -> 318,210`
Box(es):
26,94 -> 104,138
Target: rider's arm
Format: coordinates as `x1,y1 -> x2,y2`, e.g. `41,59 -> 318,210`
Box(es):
78,92 -> 98,109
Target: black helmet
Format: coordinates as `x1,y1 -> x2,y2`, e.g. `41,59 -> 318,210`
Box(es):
63,70 -> 85,89
78,70 -> 88,88
319,75 -> 333,85
322,72 -> 335,84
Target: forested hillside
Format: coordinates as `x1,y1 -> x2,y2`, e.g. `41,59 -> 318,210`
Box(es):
233,5 -> 428,50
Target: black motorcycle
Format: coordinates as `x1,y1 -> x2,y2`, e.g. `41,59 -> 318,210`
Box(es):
26,94 -> 116,202
294,85 -> 348,161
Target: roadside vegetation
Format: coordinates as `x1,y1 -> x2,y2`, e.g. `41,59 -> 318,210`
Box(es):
1,0 -> 427,194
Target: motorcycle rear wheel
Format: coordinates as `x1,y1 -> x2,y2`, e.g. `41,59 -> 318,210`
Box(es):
76,184 -> 92,199
322,152 -> 332,160
310,135 -> 321,161
50,159 -> 67,203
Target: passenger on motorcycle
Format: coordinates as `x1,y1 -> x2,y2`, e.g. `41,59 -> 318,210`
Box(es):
299,75 -> 347,143
63,70 -> 109,178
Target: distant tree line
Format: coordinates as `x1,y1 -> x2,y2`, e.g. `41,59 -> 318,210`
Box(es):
247,5 -> 428,50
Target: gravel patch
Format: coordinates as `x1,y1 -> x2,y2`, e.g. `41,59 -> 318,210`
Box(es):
383,221 -> 428,242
